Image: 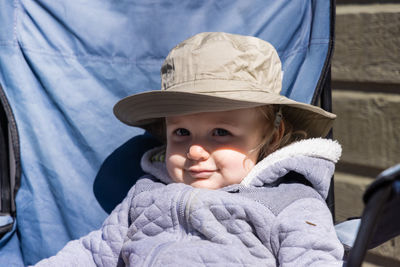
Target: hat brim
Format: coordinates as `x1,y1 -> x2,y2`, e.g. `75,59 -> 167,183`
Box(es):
114,90 -> 336,139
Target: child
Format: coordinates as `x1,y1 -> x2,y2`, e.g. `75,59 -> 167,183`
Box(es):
34,32 -> 344,266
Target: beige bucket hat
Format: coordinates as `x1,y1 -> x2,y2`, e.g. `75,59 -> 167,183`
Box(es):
114,32 -> 335,139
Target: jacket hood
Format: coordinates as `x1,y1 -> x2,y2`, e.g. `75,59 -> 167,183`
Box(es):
241,138 -> 341,199
141,138 -> 341,199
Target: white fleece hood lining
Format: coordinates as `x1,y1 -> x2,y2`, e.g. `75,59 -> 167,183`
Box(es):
241,138 -> 342,186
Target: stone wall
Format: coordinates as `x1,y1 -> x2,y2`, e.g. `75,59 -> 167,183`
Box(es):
332,2 -> 400,266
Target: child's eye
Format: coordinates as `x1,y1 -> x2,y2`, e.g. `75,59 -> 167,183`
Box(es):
212,128 -> 231,137
174,128 -> 190,136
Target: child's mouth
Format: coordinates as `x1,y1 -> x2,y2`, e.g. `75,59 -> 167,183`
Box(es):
188,169 -> 215,179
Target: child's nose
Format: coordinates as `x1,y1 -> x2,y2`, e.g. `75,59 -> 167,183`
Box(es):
186,145 -> 210,161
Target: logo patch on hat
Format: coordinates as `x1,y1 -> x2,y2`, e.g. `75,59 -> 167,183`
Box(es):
161,59 -> 175,90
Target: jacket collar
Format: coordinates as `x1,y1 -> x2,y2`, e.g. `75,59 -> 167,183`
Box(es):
241,138 -> 341,199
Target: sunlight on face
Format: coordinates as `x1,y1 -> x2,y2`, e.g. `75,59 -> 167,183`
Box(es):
165,108 -> 267,189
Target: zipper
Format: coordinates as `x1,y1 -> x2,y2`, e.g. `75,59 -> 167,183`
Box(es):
179,187 -> 200,236
142,186 -> 195,266
177,187 -> 191,234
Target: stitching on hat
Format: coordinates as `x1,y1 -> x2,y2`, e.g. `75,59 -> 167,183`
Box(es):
163,77 -> 269,90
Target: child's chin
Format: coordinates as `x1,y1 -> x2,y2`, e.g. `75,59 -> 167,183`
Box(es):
189,179 -> 221,190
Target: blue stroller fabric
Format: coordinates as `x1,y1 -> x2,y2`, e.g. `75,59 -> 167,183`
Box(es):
0,0 -> 333,265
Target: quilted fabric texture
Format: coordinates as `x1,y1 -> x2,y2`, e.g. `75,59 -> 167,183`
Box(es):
33,138 -> 344,266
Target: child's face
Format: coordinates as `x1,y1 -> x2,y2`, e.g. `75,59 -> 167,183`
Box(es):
165,108 -> 265,189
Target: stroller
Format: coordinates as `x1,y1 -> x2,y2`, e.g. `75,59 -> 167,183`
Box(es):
0,0 -> 398,266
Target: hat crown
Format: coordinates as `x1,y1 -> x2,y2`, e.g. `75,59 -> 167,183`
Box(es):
114,32 -> 335,140
160,32 -> 282,94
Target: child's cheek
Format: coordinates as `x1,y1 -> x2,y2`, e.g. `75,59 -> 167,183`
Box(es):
214,150 -> 254,183
166,154 -> 185,182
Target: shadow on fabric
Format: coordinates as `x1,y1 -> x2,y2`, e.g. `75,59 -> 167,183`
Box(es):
93,133 -> 161,213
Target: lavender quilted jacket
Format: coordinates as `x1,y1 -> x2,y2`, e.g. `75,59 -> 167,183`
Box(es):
34,138 -> 344,266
